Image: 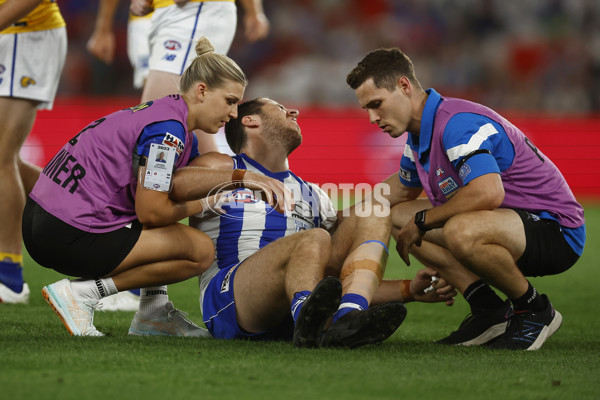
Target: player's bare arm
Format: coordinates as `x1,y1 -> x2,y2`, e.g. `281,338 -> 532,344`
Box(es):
373,267 -> 457,306
395,172 -> 504,265
170,152 -> 294,213
237,0 -> 270,42
87,0 -> 120,64
135,160 -> 205,227
0,0 -> 43,31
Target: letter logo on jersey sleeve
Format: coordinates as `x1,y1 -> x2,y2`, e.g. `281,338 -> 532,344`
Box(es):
162,133 -> 184,155
399,167 -> 412,181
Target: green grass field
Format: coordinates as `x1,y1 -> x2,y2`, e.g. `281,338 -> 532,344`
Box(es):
1,206 -> 599,400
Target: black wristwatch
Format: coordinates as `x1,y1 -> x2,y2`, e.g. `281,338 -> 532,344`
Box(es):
414,210 -> 432,232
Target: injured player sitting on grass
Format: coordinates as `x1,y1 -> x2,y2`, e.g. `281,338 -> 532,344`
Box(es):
170,97 -> 457,348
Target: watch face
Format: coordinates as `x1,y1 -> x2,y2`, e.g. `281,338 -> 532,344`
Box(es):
415,210 -> 428,231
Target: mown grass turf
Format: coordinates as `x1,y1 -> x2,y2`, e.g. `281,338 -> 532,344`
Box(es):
1,206 -> 598,400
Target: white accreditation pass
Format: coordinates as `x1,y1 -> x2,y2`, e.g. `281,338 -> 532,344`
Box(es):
143,143 -> 175,192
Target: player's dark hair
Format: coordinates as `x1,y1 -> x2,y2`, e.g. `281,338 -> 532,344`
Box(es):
224,98 -> 267,154
346,48 -> 422,92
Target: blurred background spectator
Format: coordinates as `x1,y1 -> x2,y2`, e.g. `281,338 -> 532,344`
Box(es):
59,0 -> 600,112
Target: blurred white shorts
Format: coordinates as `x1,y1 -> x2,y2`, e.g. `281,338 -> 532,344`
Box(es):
149,1 -> 236,76
0,27 -> 67,109
127,16 -> 152,89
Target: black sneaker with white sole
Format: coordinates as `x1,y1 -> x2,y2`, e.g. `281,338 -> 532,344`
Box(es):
487,294 -> 562,351
320,302 -> 407,349
437,300 -> 512,346
292,276 -> 342,348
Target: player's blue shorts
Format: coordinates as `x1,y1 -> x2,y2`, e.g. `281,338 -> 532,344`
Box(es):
202,262 -> 294,341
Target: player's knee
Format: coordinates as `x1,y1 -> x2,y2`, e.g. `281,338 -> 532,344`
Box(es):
303,227 -> 331,245
188,230 -> 216,274
299,228 -> 331,256
443,215 -> 477,257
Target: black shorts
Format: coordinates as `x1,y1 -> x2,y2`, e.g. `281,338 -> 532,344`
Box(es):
514,209 -> 579,277
22,197 -> 143,278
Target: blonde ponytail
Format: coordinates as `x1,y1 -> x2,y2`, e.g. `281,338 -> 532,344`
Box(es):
195,36 -> 215,56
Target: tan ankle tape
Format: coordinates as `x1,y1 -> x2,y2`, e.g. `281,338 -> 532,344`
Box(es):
341,269 -> 380,300
340,241 -> 388,282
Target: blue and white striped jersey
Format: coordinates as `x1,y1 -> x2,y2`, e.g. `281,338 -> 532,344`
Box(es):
191,153 -> 337,297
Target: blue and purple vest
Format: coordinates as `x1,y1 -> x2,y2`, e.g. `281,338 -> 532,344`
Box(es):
413,97 -> 584,228
30,96 -> 195,232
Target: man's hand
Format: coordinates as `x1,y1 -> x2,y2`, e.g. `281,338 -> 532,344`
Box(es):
130,0 -> 152,16
243,12 -> 269,42
241,171 -> 294,214
87,30 -> 115,64
411,268 -> 456,306
395,219 -> 426,266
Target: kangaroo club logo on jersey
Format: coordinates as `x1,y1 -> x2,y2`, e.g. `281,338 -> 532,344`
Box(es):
163,40 -> 181,50
435,167 -> 445,178
162,133 -> 184,155
20,76 -> 36,88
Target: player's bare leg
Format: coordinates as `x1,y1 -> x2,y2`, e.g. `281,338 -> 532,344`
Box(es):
391,198 -> 481,292
230,228 -> 341,348
0,97 -> 38,303
321,193 -> 407,348
391,199 -> 512,346
18,158 -> 42,195
42,223 -> 215,336
233,229 -> 332,331
442,209 -> 528,297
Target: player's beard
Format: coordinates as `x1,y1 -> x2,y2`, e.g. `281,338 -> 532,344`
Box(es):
262,117 -> 302,155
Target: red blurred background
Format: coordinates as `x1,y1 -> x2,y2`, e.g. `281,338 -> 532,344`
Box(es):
23,97 -> 600,201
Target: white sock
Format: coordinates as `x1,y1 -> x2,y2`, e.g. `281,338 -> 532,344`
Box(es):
139,285 -> 169,315
70,279 -> 98,300
71,278 -> 118,300
100,278 -> 118,297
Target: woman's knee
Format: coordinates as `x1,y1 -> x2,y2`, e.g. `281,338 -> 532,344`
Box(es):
185,229 -> 215,273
